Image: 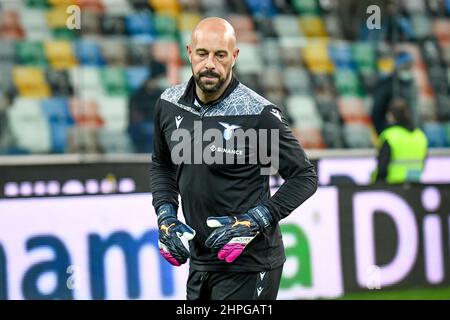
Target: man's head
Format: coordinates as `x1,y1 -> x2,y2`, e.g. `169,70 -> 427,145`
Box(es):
387,98 -> 414,129
187,17 -> 239,96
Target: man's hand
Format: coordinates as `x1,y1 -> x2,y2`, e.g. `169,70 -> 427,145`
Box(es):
205,206 -> 273,263
157,204 -> 196,266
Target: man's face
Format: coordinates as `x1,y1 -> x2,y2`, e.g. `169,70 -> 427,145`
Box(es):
187,30 -> 239,94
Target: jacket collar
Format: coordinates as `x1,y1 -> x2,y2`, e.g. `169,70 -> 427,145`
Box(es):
177,75 -> 239,111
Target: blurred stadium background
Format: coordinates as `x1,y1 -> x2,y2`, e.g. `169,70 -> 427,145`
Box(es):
0,0 -> 450,300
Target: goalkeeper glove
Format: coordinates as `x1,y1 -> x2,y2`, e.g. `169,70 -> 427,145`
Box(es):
205,205 -> 273,263
157,203 -> 196,266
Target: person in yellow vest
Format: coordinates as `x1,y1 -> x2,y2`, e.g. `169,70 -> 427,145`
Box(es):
374,99 -> 428,184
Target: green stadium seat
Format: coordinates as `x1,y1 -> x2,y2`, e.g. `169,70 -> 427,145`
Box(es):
25,0 -> 49,8
334,68 -> 363,96
101,67 -> 129,96
16,41 -> 47,66
352,42 -> 377,75
292,0 -> 320,15
154,13 -> 178,40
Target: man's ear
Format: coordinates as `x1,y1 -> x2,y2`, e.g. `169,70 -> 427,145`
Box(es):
232,48 -> 240,68
186,44 -> 192,63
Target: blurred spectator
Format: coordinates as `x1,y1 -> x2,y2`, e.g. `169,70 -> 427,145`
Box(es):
371,50 -> 418,135
127,60 -> 167,153
373,99 -> 428,184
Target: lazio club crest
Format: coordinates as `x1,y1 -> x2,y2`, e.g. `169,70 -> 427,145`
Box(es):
218,122 -> 241,141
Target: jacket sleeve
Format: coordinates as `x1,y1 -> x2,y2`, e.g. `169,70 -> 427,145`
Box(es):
258,106 -> 318,223
376,140 -> 391,182
150,98 -> 179,212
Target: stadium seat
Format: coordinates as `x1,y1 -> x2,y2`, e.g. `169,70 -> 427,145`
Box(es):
337,96 -> 371,124
235,43 -> 263,74
97,96 -> 128,131
70,66 -> 104,99
101,67 -> 129,96
291,0 -> 320,15
16,41 -> 47,66
129,0 -> 151,10
316,98 -> 340,124
294,127 -> 326,149
44,40 -> 78,69
329,41 -> 355,70
324,14 -> 343,39
343,123 -> 373,148
261,67 -> 283,92
322,121 -> 344,148
334,68 -> 363,96
0,40 -> 15,64
128,40 -> 152,66
126,67 -> 149,92
273,14 -> 303,39
245,0 -> 277,17
98,128 -> 134,153
101,39 -> 128,66
401,0 -> 426,14
299,15 -> 328,38
418,95 -> 438,123
12,66 -> 51,98
25,0 -> 49,8
279,37 -> 304,66
101,0 -> 133,16
178,12 -> 201,32
283,67 -> 310,94
74,0 -> 104,12
154,13 -> 178,40
423,122 -> 448,147
352,42 -> 377,75
0,0 -> 24,10
48,0 -> 76,6
7,97 -> 51,153
46,6 -> 68,28
286,95 -> 322,130
69,98 -> 104,127
0,64 -> 13,92
149,0 -> 181,17
46,69 -> 74,96
152,40 -> 180,64
228,14 -> 258,43
100,15 -> 126,35
75,40 -> 106,66
19,9 -> 50,40
125,12 -> 154,41
433,19 -> 450,43
436,93 -> 450,121
261,39 -> 281,66
41,97 -> 74,153
0,10 -> 25,40
80,11 -> 101,36
67,125 -> 102,153
303,40 -> 334,74
254,16 -> 277,38
411,13 -> 433,39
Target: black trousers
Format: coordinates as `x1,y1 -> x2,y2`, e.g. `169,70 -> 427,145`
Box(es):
186,266 -> 283,300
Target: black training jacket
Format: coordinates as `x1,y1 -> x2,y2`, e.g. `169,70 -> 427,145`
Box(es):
151,76 -> 318,272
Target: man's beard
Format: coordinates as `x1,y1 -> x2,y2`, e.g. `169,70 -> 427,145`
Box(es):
193,69 -> 227,93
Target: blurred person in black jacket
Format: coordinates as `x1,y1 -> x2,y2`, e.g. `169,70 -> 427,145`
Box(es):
371,50 -> 419,135
127,60 -> 167,153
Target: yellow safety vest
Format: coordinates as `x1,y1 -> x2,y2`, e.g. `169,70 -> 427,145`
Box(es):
379,125 -> 428,184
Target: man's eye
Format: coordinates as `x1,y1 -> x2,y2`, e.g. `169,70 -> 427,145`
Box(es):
198,52 -> 206,57
217,54 -> 226,59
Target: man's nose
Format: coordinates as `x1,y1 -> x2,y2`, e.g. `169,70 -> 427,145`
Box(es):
204,52 -> 216,69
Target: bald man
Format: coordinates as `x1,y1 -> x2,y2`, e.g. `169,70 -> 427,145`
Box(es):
151,17 -> 317,300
